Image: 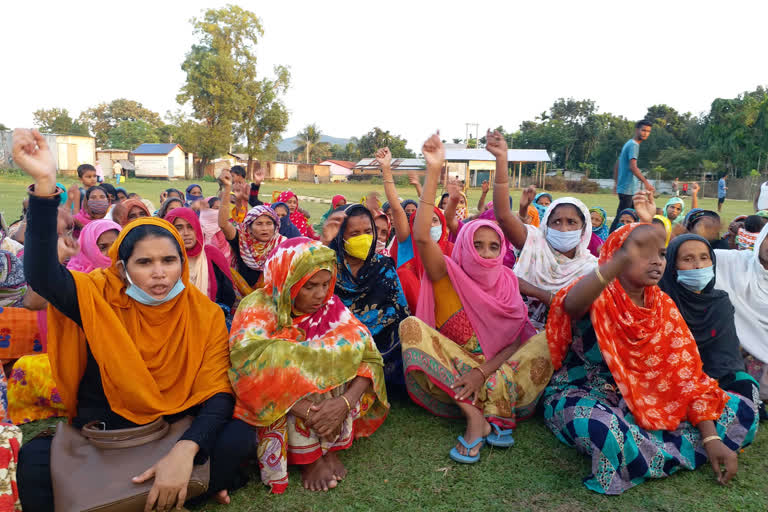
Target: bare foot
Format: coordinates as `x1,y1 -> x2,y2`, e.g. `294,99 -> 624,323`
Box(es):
214,490 -> 230,505
324,451 -> 348,481
455,401 -> 491,457
301,456 -> 338,492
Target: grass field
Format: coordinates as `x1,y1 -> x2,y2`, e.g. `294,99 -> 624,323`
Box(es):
3,174 -> 766,511
0,174 -> 757,227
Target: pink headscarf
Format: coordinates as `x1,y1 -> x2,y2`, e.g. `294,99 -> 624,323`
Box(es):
165,207 -> 233,301
67,219 -> 122,273
415,219 -> 535,360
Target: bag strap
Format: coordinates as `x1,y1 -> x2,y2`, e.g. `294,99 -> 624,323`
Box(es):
81,418 -> 170,449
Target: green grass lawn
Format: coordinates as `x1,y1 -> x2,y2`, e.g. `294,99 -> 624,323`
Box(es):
4,174 -> 766,510
0,174 -> 757,228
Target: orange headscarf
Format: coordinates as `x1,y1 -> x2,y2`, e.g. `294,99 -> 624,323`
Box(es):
47,217 -> 232,424
546,223 -> 727,431
527,205 -> 540,228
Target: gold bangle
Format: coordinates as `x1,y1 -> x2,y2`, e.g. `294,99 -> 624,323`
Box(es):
473,366 -> 488,381
340,395 -> 352,412
594,267 -> 609,287
419,198 -> 435,207
382,180 -> 395,184
305,402 -> 313,419
702,435 -> 722,445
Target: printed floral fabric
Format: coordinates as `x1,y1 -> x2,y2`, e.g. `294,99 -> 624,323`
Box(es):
400,316 -> 553,429
228,238 -> 388,493
543,316 -> 758,494
546,223 -> 728,431
7,355 -> 67,425
0,424 -> 22,511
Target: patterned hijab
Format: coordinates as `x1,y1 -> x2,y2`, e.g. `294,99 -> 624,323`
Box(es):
228,236 -> 388,425
546,224 -> 728,431
0,250 -> 26,307
329,204 -> 410,358
277,191 -> 316,238
589,207 -> 609,241
237,205 -> 285,271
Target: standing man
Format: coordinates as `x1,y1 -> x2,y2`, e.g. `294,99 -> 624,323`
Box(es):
673,177 -> 679,197
112,160 -> 122,184
717,173 -> 728,213
610,120 -> 654,231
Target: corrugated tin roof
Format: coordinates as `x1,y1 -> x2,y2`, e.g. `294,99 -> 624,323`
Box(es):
353,158 -> 425,170
133,143 -> 182,155
320,159 -> 357,169
445,148 -> 550,162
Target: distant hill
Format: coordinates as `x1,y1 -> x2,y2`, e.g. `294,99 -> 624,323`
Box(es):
278,134 -> 351,152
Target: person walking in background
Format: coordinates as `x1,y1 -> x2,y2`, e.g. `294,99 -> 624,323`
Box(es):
112,160 -> 122,184
610,120 -> 653,232
673,177 -> 680,197
718,173 -> 729,213
94,161 -> 104,183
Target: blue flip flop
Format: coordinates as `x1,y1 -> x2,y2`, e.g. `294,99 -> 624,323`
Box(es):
486,423 -> 515,447
449,435 -> 485,464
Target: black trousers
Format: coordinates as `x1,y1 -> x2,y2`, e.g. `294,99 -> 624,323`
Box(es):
17,419 -> 256,512
609,193 -> 635,233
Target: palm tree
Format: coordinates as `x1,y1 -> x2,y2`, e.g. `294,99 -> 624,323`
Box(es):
294,124 -> 330,163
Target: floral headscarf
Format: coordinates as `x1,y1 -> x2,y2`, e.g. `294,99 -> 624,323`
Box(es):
276,191 -> 316,239
237,205 -> 286,271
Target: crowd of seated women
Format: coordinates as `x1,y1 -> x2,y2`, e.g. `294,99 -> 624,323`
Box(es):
0,127 -> 766,510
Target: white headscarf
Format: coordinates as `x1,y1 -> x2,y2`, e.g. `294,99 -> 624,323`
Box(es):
714,222 -> 768,363
514,197 -> 598,292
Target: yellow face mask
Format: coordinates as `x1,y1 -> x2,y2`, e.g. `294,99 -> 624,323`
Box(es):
344,234 -> 373,260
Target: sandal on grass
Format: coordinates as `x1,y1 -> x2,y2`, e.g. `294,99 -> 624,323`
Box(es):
449,435 -> 485,464
486,423 -> 515,448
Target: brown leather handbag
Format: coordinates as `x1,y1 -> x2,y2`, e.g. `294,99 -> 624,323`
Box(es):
51,416 -> 210,512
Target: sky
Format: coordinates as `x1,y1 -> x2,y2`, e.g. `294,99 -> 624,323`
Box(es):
3,0 -> 768,152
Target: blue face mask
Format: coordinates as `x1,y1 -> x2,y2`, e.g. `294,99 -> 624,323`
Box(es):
121,261 -> 185,305
430,225 -> 443,242
545,228 -> 582,253
676,266 -> 714,292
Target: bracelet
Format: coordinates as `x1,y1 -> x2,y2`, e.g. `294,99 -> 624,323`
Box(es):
305,402 -> 313,420
702,435 -> 722,445
382,180 -> 395,184
27,184 -> 62,198
594,267 -> 609,287
473,366 -> 488,381
340,395 -> 352,413
419,198 -> 435,207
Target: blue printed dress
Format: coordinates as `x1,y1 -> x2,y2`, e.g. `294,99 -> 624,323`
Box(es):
334,253 -> 410,395
542,316 -> 759,495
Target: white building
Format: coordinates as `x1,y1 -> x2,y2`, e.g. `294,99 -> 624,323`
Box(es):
133,143 -> 189,179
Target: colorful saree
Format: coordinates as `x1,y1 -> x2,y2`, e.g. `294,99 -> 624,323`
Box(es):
228,237 -> 388,494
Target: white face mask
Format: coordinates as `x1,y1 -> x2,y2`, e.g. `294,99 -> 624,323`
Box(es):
121,260 -> 185,305
545,228 -> 582,253
430,225 -> 442,242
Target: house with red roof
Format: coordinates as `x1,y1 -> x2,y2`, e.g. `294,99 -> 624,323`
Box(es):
319,159 -> 355,182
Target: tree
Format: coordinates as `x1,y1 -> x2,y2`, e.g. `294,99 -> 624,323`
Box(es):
294,124 -> 330,163
79,99 -> 162,147
0,122 -> 8,131
33,108 -> 89,136
177,5 -> 264,177
357,127 -> 415,158
330,140 -> 361,162
233,65 -> 291,166
107,120 -> 160,149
